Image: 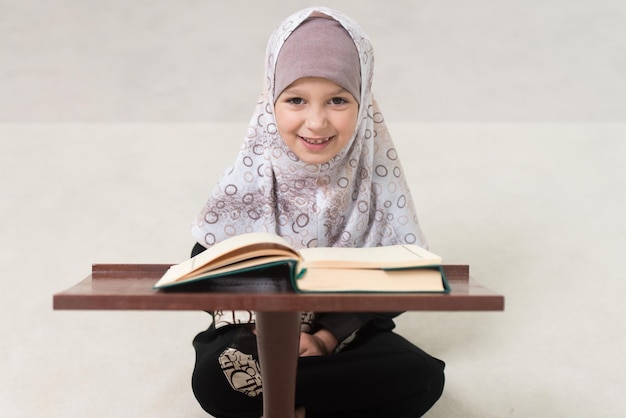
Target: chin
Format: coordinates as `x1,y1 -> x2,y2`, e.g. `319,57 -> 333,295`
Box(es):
300,157 -> 330,165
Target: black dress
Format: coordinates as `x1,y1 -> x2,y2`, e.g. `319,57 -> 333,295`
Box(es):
189,243 -> 445,418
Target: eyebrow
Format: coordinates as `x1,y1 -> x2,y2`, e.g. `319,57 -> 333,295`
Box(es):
283,86 -> 350,96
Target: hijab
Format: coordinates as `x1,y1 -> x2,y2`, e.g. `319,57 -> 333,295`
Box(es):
192,6 -> 427,251
273,16 -> 361,105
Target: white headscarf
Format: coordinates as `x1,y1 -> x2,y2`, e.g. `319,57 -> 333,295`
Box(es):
192,6 -> 427,251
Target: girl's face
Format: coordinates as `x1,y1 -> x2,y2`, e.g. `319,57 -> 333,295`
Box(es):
275,77 -> 359,165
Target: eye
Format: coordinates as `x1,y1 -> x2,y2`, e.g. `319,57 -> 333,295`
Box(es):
287,97 -> 304,105
330,97 -> 349,105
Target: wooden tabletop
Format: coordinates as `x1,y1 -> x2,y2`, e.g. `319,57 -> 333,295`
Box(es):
53,264 -> 504,312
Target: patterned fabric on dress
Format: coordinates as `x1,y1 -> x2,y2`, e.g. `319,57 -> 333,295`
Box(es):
218,327 -> 262,396
213,310 -> 315,332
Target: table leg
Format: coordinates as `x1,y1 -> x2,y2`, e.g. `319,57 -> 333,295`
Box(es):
255,311 -> 301,418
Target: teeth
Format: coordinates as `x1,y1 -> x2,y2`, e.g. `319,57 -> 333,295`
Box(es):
302,136 -> 331,144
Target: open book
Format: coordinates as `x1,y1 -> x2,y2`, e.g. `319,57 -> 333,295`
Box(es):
154,232 -> 449,293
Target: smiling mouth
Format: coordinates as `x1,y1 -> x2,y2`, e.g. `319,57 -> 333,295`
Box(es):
299,136 -> 333,145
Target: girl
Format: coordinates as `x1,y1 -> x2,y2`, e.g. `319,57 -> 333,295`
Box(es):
190,7 -> 445,418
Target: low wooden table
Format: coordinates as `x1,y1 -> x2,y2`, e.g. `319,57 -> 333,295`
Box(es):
54,264 -> 504,418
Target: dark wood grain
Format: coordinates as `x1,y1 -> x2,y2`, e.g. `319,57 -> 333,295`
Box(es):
53,264 -> 504,312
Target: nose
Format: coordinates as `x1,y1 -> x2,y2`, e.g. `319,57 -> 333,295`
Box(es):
304,106 -> 328,131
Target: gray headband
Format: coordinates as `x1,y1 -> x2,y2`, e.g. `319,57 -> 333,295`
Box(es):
274,17 -> 361,103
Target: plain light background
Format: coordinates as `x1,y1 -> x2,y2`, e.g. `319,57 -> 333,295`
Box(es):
2,0 -> 625,123
1,1 -> 625,417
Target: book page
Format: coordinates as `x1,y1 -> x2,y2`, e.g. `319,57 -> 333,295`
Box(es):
296,267 -> 445,292
299,245 -> 441,269
154,232 -> 299,287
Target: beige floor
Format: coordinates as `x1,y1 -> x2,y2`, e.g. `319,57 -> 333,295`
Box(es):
1,122 -> 625,417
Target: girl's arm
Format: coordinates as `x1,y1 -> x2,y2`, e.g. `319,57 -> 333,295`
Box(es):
299,329 -> 338,356
313,312 -> 401,353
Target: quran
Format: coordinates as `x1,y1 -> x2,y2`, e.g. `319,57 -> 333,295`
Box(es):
154,232 -> 449,293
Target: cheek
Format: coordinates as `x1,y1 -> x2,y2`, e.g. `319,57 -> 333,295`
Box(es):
338,111 -> 359,136
275,109 -> 296,135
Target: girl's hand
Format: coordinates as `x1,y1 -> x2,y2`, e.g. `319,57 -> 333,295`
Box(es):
299,329 -> 338,357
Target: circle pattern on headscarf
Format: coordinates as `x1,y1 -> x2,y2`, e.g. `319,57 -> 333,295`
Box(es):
192,6 -> 427,251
